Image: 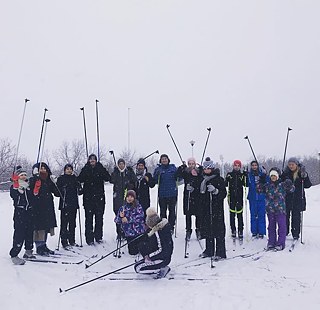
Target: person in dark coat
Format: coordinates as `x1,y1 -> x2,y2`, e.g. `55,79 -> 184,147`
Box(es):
225,160 -> 246,240
135,158 -> 156,214
57,164 -> 83,248
29,162 -> 60,255
176,157 -> 202,240
247,160 -> 267,238
134,207 -> 173,278
111,158 -> 137,238
153,154 -> 178,233
78,154 -> 111,245
9,166 -> 35,265
281,157 -> 312,240
199,157 -> 227,260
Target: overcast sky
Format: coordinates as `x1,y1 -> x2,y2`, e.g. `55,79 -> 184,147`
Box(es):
1,0 -> 319,166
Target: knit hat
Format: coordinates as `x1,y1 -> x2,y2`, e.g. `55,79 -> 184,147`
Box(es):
118,158 -> 125,165
88,154 -> 97,161
137,158 -> 146,167
269,169 -> 279,180
288,157 -> 299,165
159,154 -> 170,164
187,157 -> 196,165
64,164 -> 73,172
203,157 -> 214,169
146,208 -> 161,228
126,189 -> 136,199
16,166 -> 27,176
233,160 -> 242,167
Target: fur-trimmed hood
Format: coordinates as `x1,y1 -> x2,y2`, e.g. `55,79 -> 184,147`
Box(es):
147,218 -> 169,237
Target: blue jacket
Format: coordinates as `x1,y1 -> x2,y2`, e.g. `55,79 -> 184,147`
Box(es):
153,164 -> 178,198
247,168 -> 267,202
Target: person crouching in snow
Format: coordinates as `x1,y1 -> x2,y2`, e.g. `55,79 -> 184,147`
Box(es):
134,208 -> 173,278
114,190 -> 146,256
257,168 -> 294,251
9,166 -> 35,265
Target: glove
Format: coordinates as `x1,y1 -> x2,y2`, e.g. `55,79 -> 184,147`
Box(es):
300,165 -> 307,178
18,179 -> 29,193
261,166 -> 267,175
186,184 -> 194,193
259,174 -> 267,184
33,179 -> 41,196
207,184 -> 219,195
50,175 -> 58,184
284,179 -> 293,189
11,173 -> 19,189
33,166 -> 39,176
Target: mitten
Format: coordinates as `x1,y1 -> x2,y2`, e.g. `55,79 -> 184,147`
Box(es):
207,184 -> 219,194
186,184 -> 194,192
50,175 -> 58,184
11,173 -> 19,189
33,179 -> 41,196
300,165 -> 307,178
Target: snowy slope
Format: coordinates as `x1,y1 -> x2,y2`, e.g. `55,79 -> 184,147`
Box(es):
1,185 -> 319,310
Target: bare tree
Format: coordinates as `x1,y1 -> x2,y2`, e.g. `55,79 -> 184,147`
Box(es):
0,139 -> 15,180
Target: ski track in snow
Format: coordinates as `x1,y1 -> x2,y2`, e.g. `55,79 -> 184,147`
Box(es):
1,185 -> 320,309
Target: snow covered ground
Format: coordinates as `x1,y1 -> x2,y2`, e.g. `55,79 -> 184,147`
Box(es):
1,184 -> 319,310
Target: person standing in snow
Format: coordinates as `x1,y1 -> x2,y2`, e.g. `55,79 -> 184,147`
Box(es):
57,164 -> 83,248
281,157 -> 312,240
246,160 -> 267,239
176,157 -> 202,240
198,157 -> 227,260
111,158 -> 137,239
114,190 -> 146,256
78,154 -> 111,245
134,207 -> 173,278
29,162 -> 60,255
225,160 -> 246,241
257,168 -> 295,250
153,154 -> 179,234
134,158 -> 156,215
9,166 -> 35,265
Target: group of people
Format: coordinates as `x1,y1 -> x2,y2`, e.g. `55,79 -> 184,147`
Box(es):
9,152 -> 312,277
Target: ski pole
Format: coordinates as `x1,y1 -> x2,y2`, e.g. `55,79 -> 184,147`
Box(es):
166,124 -> 184,164
174,195 -> 178,238
59,261 -> 138,293
80,107 -> 89,158
39,119 -> 51,167
200,128 -> 212,165
13,98 -> 29,173
109,150 -> 117,166
95,99 -> 100,161
209,192 -> 214,269
300,178 -> 305,244
132,150 -> 159,168
85,233 -> 146,269
56,187 -> 67,251
281,127 -> 293,172
184,191 -> 191,258
78,207 -> 83,247
36,108 -> 48,163
244,136 -> 258,164
243,168 -> 249,242
156,174 -> 160,213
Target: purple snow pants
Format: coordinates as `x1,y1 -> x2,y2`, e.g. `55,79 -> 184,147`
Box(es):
267,212 -> 286,248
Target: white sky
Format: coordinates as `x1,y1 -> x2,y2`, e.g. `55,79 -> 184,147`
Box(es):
1,0 -> 319,165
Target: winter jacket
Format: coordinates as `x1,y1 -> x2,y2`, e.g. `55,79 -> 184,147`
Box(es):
176,165 -> 202,215
257,179 -> 295,215
153,164 -> 178,198
225,170 -> 246,211
247,168 -> 267,202
114,202 -> 146,237
139,219 -> 173,262
10,185 -> 33,210
111,166 -> 137,213
135,168 -> 156,211
199,169 -> 227,239
281,167 -> 312,212
29,171 -> 60,231
57,174 -> 82,210
78,162 -> 111,206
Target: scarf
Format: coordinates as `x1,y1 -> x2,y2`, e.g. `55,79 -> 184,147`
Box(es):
200,174 -> 217,194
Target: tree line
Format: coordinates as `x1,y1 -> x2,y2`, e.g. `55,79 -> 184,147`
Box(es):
0,138 -> 319,190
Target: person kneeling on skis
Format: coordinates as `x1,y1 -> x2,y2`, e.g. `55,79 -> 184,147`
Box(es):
134,208 -> 173,278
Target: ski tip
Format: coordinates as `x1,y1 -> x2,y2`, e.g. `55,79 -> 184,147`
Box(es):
85,264 -> 90,269
59,288 -> 64,293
